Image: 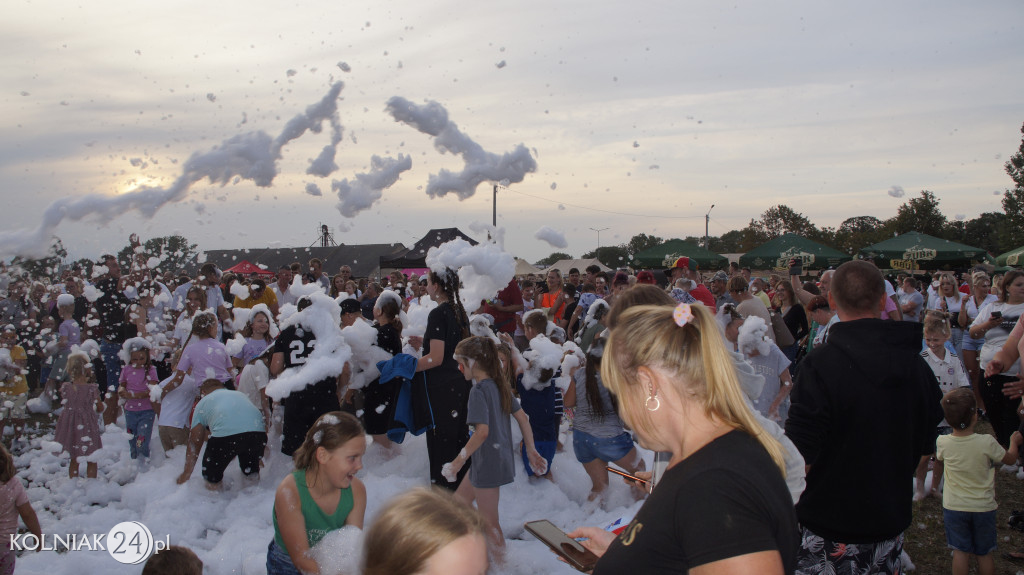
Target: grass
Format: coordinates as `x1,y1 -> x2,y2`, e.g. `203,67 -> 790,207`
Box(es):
907,421 -> 1024,575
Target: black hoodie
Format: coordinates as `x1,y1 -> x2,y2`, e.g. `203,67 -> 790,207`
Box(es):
785,318 -> 944,543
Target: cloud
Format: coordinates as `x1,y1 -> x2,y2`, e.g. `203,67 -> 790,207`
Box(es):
305,183 -> 323,197
385,96 -> 537,200
887,185 -> 905,198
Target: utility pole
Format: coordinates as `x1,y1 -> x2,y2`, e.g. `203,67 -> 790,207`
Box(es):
493,185 -> 498,228
589,227 -> 609,252
704,205 -> 715,248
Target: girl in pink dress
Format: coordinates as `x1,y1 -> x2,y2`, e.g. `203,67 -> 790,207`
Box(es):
54,354 -> 103,478
0,443 -> 40,575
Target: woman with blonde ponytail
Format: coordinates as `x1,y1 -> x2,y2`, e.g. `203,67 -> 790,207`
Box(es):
568,302 -> 798,574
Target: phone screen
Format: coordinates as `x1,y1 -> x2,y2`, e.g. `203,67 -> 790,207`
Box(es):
524,520 -> 600,572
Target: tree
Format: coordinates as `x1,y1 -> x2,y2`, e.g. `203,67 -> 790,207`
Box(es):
748,205 -> 818,241
832,216 -> 887,254
625,233 -> 664,258
708,230 -> 746,253
535,252 -> 571,267
952,212 -> 1007,255
117,234 -> 199,275
9,237 -> 67,279
890,190 -> 947,236
1000,122 -> 1024,249
581,245 -> 629,268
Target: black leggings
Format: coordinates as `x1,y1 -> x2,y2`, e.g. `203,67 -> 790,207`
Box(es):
425,372 -> 471,491
980,374 -> 1021,448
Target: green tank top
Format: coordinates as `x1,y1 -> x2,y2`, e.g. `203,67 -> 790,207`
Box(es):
273,469 -> 354,551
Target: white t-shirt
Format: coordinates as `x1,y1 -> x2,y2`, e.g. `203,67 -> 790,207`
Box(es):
972,301 -> 1024,376
157,373 -> 198,429
928,293 -> 963,316
921,347 -> 970,427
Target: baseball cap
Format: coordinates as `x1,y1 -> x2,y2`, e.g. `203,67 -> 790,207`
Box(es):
339,298 -> 361,314
665,257 -> 698,274
711,271 -> 729,282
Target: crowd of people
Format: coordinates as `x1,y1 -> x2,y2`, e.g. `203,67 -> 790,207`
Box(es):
0,236 -> 1022,574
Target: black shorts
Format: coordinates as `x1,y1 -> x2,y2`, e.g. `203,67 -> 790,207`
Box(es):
202,431 -> 267,484
281,384 -> 340,456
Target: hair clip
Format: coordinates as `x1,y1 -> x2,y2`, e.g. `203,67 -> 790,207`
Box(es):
673,303 -> 694,327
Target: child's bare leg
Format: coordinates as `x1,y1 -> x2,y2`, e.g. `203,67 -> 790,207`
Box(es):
582,460 -> 609,500
976,552 -> 994,575
12,418 -> 24,442
69,456 -> 79,478
929,460 -> 943,495
951,549 -> 969,575
454,474 -> 475,506
913,455 -> 929,499
103,394 -> 119,426
86,462 -> 97,479
475,486 -> 505,549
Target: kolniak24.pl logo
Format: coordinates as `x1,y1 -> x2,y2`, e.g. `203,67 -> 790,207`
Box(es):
9,521 -> 171,565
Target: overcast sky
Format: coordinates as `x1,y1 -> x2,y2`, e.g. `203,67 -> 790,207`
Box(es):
2,0 -> 1022,267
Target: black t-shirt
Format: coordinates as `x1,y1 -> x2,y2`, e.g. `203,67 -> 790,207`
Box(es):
594,430 -> 799,575
94,277 -> 133,343
783,305 -> 808,342
375,323 -> 402,356
424,302 -> 464,375
273,325 -> 336,400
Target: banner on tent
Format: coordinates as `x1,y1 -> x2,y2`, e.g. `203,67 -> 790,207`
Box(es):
890,259 -> 918,270
902,247 -> 937,261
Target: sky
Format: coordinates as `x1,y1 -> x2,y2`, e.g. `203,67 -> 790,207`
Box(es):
2,0 -> 1022,266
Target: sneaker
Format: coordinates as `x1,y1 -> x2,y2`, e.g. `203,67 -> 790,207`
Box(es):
912,490 -> 927,502
1001,464 -> 1020,474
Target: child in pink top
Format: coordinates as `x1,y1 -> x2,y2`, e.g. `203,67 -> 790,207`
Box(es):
0,443 -> 40,575
118,341 -> 158,461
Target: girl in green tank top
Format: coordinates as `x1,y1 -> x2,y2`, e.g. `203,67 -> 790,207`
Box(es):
269,412 -> 367,575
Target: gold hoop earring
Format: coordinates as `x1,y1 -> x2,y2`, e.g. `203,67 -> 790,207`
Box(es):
646,394 -> 661,412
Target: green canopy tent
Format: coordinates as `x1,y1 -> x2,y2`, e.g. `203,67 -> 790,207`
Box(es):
995,245 -> 1024,268
738,233 -> 851,271
631,239 -> 728,270
858,231 -> 992,271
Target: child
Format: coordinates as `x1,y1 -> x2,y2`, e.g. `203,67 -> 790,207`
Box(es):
42,296 -> 81,407
141,545 -> 203,575
513,280 -> 535,352
54,353 -> 103,478
363,487 -> 489,575
0,442 -> 41,575
269,412 -> 367,575
916,313 -> 972,500
936,388 -> 1021,575
723,314 -> 793,423
231,306 -> 276,370
0,326 -> 29,445
510,311 -> 561,480
118,339 -> 158,464
444,336 -> 545,551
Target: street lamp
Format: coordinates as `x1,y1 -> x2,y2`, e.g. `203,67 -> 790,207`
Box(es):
589,227 -> 609,251
704,205 -> 715,248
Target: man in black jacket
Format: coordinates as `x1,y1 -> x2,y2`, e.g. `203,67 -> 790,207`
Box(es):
786,260 -> 943,574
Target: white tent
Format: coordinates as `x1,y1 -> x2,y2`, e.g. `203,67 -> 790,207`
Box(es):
545,258 -> 612,275
514,258 -> 543,277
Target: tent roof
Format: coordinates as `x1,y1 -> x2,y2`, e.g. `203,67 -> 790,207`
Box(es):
544,258 -> 611,275
995,245 -> 1024,267
739,234 -> 851,271
203,243 -> 407,279
223,260 -> 275,276
632,238 -> 728,270
379,228 -> 478,269
514,259 -> 543,277
858,231 -> 992,270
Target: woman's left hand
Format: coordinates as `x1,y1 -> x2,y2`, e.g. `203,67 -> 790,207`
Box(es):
565,527 -> 616,559
1002,378 -> 1024,400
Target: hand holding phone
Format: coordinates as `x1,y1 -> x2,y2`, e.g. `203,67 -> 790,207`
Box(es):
525,520 -> 603,572
606,466 -> 652,493
788,257 -> 803,278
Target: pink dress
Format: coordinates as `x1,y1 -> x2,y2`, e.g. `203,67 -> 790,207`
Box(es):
54,382 -> 102,457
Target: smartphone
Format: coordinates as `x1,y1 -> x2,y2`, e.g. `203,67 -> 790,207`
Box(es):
606,466 -> 651,490
523,520 -> 600,572
993,311 -> 1003,319
788,257 -> 803,277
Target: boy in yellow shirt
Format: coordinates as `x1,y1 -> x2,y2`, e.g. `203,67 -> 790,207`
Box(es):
936,387 -> 1022,575
0,326 -> 29,444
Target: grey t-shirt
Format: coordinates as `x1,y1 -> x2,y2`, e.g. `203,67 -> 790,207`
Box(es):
572,367 -> 627,438
466,378 -> 521,489
899,290 -> 924,322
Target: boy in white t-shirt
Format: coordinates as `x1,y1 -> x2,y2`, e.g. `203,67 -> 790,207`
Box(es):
936,388 -> 1021,575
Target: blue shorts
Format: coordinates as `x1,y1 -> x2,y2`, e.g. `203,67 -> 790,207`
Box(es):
572,430 -> 635,464
961,333 -> 985,352
943,508 -> 997,556
521,440 -> 557,477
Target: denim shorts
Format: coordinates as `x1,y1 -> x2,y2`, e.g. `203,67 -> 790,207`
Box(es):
266,540 -> 302,575
572,430 -> 635,464
961,333 -> 986,352
943,508 -> 997,556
